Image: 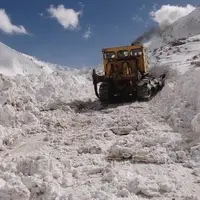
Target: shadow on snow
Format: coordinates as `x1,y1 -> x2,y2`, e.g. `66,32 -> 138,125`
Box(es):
66,98 -> 138,113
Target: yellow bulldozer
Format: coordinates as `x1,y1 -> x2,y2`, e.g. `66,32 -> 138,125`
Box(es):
92,43 -> 165,103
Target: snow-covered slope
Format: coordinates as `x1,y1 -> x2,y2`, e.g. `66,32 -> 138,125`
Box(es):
163,6 -> 200,41
0,42 -> 53,76
147,7 -> 200,136
148,6 -> 200,50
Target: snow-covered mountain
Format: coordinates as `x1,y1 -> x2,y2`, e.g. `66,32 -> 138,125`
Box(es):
163,6 -> 200,41
148,6 -> 200,50
0,42 -> 53,76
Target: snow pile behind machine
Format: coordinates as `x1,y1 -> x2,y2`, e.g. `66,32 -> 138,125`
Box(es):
92,43 -> 165,103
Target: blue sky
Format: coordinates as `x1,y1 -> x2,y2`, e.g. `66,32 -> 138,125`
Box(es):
0,0 -> 199,68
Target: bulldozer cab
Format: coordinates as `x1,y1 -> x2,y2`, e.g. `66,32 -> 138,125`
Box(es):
102,44 -> 148,80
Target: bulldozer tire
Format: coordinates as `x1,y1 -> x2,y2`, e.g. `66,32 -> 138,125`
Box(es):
99,82 -> 113,103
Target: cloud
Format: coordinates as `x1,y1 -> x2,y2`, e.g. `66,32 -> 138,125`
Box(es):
152,4 -> 158,12
150,4 -> 196,28
133,15 -> 143,22
140,5 -> 146,11
47,5 -> 81,30
83,26 -> 92,39
78,2 -> 84,9
0,9 -> 27,35
39,13 -> 44,17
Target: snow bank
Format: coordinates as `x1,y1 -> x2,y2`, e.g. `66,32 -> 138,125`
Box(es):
148,22 -> 200,136
0,70 -> 93,107
152,67 -> 200,135
0,70 -> 93,148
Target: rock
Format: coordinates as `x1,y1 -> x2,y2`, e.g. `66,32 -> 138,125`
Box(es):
78,145 -> 102,154
86,167 -> 104,175
110,126 -> 132,135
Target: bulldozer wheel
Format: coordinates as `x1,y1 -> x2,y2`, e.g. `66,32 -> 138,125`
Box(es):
99,82 -> 113,103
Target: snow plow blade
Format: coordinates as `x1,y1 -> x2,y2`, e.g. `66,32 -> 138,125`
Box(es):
92,69 -> 105,98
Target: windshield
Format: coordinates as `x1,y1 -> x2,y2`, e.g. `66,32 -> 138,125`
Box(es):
117,50 -> 129,58
104,52 -> 116,59
130,49 -> 143,56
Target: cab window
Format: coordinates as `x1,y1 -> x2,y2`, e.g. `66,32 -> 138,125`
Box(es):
104,52 -> 116,59
130,49 -> 143,56
117,50 -> 129,58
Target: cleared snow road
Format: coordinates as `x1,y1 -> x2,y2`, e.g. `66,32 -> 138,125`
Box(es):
0,98 -> 199,200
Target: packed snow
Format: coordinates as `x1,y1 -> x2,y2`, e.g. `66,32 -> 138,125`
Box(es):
0,6 -> 200,200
